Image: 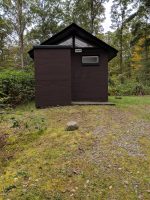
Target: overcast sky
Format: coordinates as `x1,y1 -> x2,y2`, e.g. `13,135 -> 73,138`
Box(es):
102,0 -> 112,32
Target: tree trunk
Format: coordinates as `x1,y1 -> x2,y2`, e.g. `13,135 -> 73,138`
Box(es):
119,26 -> 123,83
144,20 -> 148,60
119,8 -> 125,84
17,0 -> 24,68
20,33 -> 24,68
90,0 -> 94,34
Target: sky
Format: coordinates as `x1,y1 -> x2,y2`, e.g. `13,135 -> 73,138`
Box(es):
102,0 -> 113,33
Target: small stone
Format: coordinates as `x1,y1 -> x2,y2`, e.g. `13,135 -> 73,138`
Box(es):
62,189 -> 67,193
73,169 -> 79,174
86,180 -> 90,184
124,181 -> 129,185
23,189 -> 27,193
65,121 -> 79,131
135,184 -> 138,188
14,178 -> 18,182
78,147 -> 84,152
23,184 -> 28,188
138,194 -> 143,199
109,185 -> 112,189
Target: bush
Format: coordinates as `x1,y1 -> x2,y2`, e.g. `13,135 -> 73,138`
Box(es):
109,81 -> 150,96
0,69 -> 35,107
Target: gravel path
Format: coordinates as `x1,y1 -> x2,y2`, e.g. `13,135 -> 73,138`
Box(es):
78,107 -> 150,165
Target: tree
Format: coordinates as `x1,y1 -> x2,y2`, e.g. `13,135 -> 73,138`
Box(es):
130,0 -> 150,57
0,0 -> 31,68
63,0 -> 107,35
0,16 -> 12,66
89,0 -> 106,34
111,0 -> 132,83
29,0 -> 64,43
128,0 -> 150,84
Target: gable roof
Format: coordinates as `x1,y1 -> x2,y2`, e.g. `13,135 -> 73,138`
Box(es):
28,23 -> 118,61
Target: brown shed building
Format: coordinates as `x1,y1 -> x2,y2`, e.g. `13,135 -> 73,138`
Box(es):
29,23 -> 118,108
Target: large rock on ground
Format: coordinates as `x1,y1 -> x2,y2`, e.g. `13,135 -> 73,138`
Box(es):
65,121 -> 79,131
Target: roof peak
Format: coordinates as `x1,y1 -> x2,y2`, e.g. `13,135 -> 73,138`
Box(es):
28,23 -> 118,61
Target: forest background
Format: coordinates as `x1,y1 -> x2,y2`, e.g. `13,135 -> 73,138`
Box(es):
0,0 -> 149,106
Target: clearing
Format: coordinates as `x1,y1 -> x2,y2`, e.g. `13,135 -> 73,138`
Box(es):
0,96 -> 150,200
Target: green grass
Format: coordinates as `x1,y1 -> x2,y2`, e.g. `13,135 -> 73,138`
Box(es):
109,96 -> 150,121
109,96 -> 150,106
0,96 -> 150,199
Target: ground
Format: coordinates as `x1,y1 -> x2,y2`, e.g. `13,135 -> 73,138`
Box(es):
0,96 -> 150,200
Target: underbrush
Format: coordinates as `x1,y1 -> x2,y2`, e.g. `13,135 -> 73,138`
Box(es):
0,69 -> 35,107
109,81 -> 150,96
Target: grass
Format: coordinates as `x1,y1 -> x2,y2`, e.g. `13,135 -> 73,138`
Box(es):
109,95 -> 150,106
0,96 -> 150,199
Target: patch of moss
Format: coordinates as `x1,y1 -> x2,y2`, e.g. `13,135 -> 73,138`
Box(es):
0,97 -> 150,199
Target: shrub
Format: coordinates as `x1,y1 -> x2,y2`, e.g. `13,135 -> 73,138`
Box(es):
0,69 -> 35,107
132,83 -> 145,95
109,81 -> 150,96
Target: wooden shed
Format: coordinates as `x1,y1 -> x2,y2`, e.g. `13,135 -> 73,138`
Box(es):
29,23 -> 118,108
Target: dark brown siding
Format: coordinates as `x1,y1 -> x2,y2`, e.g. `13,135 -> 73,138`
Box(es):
71,48 -> 108,102
34,49 -> 71,107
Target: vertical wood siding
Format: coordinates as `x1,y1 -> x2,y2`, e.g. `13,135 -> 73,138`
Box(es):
34,49 -> 71,107
71,48 -> 108,102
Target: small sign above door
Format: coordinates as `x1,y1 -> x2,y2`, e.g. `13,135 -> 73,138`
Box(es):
75,49 -> 82,53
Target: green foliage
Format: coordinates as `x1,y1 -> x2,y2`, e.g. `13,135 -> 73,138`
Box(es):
29,0 -> 64,43
0,69 -> 34,106
63,0 -> 106,34
0,0 -> 33,68
109,0 -> 150,89
4,185 -> 16,193
0,16 -> 12,54
11,117 -> 20,128
16,170 -> 29,178
0,0 -> 149,101
109,81 -> 150,96
137,59 -> 150,86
